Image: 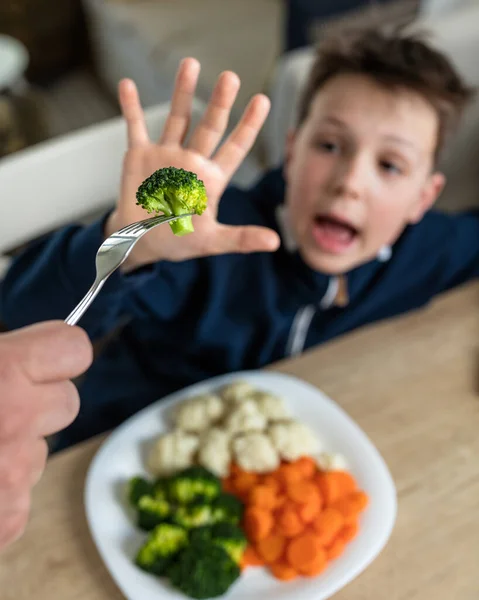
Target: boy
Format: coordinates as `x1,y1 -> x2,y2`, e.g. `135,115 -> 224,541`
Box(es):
2,28 -> 478,450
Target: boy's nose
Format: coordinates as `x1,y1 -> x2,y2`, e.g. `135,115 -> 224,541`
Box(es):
329,157 -> 366,200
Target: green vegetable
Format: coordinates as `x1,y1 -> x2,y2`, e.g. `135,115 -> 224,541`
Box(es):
136,166 -> 208,236
127,476 -> 154,507
190,522 -> 247,565
152,477 -> 169,501
171,500 -> 215,529
167,466 -> 221,504
137,495 -> 171,531
211,493 -> 244,525
166,541 -> 241,599
135,523 -> 188,576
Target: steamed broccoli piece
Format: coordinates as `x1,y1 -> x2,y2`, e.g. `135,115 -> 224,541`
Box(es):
190,523 -> 247,565
166,541 -> 241,599
211,493 -> 244,525
135,523 -> 187,576
137,495 -> 171,531
127,476 -> 154,507
171,500 -> 215,529
152,477 -> 169,501
167,466 -> 221,504
136,166 -> 208,236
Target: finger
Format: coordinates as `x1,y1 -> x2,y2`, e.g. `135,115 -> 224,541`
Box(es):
0,505 -> 30,551
2,321 -> 93,384
213,94 -> 270,179
0,440 -> 36,507
0,380 -> 80,440
208,224 -> 280,255
118,78 -> 150,148
159,57 -> 201,145
31,439 -> 49,487
187,71 -> 240,157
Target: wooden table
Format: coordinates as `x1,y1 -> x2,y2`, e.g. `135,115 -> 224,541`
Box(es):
1,282 -> 478,600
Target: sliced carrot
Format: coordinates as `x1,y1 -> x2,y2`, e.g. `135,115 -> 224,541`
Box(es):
233,472 -> 259,496
286,532 -> 322,571
340,521 -> 359,543
256,533 -> 286,564
270,561 -> 298,581
221,478 -> 237,495
312,507 -> 344,546
277,463 -> 304,486
332,470 -> 357,496
249,485 -> 278,511
298,493 -> 322,524
229,462 -> 244,476
326,538 -> 347,560
315,472 -> 341,506
298,548 -> 327,576
294,456 -> 317,479
275,494 -> 287,509
277,504 -> 305,538
286,480 -> 321,505
262,474 -> 282,495
244,507 -> 273,542
241,545 -> 265,567
333,491 -> 369,522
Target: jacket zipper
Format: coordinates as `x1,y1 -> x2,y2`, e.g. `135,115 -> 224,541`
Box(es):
286,277 -> 339,357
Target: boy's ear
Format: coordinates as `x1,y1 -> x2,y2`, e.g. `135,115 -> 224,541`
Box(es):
408,171 -> 446,224
282,128 -> 296,181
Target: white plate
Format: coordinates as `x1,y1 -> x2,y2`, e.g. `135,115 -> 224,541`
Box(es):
84,370 -> 397,600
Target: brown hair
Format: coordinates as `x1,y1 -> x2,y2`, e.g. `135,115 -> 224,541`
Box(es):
297,27 -> 475,163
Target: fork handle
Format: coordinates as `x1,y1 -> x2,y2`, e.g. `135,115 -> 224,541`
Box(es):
64,276 -> 106,326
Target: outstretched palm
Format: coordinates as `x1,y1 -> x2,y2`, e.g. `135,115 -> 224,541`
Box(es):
108,58 -> 280,267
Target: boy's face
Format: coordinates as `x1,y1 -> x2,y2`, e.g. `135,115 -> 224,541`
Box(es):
284,73 -> 445,274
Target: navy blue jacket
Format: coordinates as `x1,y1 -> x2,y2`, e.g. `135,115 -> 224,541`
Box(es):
2,168 -> 478,449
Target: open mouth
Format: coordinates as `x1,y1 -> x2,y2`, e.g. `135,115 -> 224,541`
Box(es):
312,214 -> 360,254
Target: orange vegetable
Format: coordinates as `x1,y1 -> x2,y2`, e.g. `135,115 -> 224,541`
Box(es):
221,478 -> 237,495
233,472 -> 259,496
244,507 -> 274,542
286,532 -> 323,571
333,491 -> 369,523
294,456 -> 317,479
286,480 -> 321,505
270,561 -> 298,581
225,456 -> 368,583
326,538 -> 347,560
249,485 -> 278,510
332,471 -> 357,496
298,548 -> 327,577
312,508 -> 344,546
241,545 -> 265,568
229,462 -> 243,476
298,493 -> 322,524
262,474 -> 282,495
277,504 -> 305,538
256,533 -> 286,564
277,463 -> 304,486
315,472 -> 341,506
340,521 -> 359,543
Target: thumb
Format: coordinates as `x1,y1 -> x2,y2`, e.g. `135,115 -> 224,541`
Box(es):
1,321 -> 93,383
213,224 -> 280,255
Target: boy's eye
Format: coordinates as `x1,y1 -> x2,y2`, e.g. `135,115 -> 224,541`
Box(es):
379,160 -> 402,175
314,140 -> 339,153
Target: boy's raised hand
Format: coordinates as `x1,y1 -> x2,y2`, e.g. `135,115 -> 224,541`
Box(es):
105,58 -> 280,269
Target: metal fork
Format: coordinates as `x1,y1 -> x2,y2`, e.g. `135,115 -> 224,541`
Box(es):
64,213 -> 193,326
